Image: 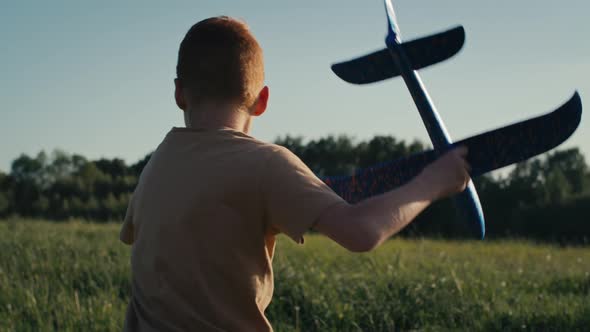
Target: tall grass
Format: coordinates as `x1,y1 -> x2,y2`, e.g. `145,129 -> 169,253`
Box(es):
1,220 -> 589,331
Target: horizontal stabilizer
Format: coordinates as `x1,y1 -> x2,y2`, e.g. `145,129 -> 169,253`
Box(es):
331,26 -> 465,84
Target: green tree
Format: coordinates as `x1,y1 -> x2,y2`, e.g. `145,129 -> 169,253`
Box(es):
356,136 -> 424,168
11,152 -> 49,216
544,168 -> 572,203
0,171 -> 13,217
506,159 -> 545,207
95,158 -> 128,178
542,148 -> 588,195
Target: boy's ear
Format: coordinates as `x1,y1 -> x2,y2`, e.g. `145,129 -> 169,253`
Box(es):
174,79 -> 187,111
251,86 -> 269,116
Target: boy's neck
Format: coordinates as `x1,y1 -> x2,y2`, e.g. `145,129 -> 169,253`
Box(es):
184,103 -> 252,134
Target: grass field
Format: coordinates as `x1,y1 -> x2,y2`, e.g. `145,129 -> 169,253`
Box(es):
1,220 -> 589,331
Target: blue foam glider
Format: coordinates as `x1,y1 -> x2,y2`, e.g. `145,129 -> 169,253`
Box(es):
328,0 -> 583,239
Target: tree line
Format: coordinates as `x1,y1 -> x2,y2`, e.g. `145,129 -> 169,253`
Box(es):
1,135 -> 588,242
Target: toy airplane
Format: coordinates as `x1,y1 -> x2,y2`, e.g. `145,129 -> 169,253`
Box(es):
325,0 -> 582,239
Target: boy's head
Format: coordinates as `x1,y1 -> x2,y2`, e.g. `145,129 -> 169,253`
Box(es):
175,16 -> 267,114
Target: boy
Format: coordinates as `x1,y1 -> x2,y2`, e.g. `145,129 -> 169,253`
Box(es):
119,16 -> 470,331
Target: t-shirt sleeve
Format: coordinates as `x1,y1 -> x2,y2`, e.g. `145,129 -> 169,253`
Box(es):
262,146 -> 345,244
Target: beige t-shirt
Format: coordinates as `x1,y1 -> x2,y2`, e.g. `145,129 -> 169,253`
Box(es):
119,127 -> 344,331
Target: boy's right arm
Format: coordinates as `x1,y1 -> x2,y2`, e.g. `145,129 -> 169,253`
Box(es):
313,146 -> 470,252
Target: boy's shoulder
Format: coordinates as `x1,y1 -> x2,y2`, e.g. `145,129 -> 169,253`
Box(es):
251,140 -> 297,161
223,130 -> 292,157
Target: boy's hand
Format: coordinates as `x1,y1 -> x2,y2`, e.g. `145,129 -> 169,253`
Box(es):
315,145 -> 472,252
416,146 -> 471,201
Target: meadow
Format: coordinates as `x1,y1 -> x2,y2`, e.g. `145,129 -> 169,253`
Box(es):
0,220 -> 589,331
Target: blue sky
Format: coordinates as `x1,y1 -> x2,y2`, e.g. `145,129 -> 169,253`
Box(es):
1,0 -> 588,173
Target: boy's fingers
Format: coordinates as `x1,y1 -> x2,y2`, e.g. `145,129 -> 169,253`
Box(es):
453,145 -> 468,157
463,160 -> 472,173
